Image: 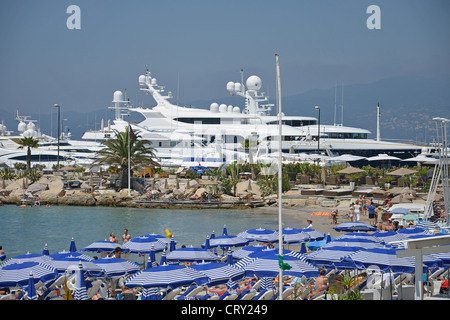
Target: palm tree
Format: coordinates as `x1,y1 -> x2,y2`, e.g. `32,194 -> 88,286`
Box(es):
93,128 -> 158,189
17,137 -> 39,172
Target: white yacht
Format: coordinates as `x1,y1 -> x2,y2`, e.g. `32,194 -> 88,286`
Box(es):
132,69 -> 428,160
0,112 -> 100,168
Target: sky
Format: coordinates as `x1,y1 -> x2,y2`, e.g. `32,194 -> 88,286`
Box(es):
0,0 -> 449,118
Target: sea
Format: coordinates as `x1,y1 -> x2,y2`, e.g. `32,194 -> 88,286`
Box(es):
0,204 -> 302,262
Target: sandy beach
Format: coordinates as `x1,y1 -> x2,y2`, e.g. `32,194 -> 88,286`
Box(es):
254,204 -> 375,239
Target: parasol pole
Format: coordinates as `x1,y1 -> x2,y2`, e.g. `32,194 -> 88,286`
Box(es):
275,54 -> 284,299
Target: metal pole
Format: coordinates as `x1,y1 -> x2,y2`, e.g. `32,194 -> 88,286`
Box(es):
54,104 -> 60,173
315,106 -> 320,152
275,54 -> 283,300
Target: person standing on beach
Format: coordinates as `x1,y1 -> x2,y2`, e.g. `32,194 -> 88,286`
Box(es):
349,203 -> 355,221
306,219 -> 313,229
354,201 -> 361,221
122,229 -> 131,244
367,202 -> 376,226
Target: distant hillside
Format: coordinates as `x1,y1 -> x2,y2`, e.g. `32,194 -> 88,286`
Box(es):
1,75 -> 449,144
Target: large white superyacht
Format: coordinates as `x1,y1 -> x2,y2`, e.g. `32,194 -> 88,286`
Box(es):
131,69 -> 427,160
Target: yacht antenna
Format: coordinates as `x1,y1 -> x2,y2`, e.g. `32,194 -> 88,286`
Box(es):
334,82 -> 337,126
341,83 -> 344,126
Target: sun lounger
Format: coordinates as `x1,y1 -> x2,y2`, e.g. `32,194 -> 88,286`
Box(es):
236,289 -> 257,300
301,189 -> 324,195
322,189 -> 352,197
254,289 -> 275,300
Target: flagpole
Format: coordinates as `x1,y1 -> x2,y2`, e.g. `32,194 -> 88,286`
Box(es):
275,54 -> 283,299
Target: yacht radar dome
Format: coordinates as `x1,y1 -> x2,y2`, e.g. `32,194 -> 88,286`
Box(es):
226,81 -> 235,92
246,75 -> 262,91
138,75 -> 146,85
210,103 -> 219,113
113,90 -> 124,102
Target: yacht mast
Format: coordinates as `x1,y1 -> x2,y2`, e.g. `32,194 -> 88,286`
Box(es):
275,54 -> 284,300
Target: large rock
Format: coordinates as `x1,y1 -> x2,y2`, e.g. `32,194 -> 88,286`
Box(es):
235,180 -> 262,198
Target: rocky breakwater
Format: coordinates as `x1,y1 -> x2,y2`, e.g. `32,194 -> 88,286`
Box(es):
0,176 -> 264,208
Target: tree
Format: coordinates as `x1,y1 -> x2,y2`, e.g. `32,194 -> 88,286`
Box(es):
17,137 -> 39,172
93,128 -> 158,189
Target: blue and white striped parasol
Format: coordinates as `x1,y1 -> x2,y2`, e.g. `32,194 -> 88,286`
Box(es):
79,240 -> 130,253
231,245 -> 267,260
305,246 -> 361,268
46,256 -> 104,277
93,258 -> 140,277
371,231 -> 408,244
124,264 -> 210,289
334,221 -> 377,232
322,238 -> 384,250
123,235 -> 167,254
73,263 -> 88,300
279,228 -> 312,244
207,235 -> 250,249
342,247 -> 428,273
301,229 -> 326,241
188,262 -> 245,287
166,247 -> 220,263
1,252 -> 53,267
0,261 -> 58,288
237,228 -> 279,243
49,251 -> 94,261
234,249 -> 318,278
42,244 -> 50,256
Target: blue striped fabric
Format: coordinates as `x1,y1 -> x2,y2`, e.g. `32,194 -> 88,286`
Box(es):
0,261 -> 58,287
125,264 -> 209,289
123,235 -> 167,254
74,266 -> 88,300
188,262 -> 245,287
93,258 -> 140,277
166,247 -> 220,262
237,228 -> 279,243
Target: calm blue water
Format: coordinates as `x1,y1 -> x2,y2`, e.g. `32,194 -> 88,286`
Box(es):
0,204 -> 300,261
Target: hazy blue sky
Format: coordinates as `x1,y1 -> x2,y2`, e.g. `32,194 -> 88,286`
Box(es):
0,0 -> 449,115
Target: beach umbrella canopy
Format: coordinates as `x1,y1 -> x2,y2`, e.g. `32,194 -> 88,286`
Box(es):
334,221 -> 377,232
26,271 -> 38,300
79,241 -> 130,253
49,251 -> 94,261
144,233 -> 174,246
331,154 -> 366,162
388,207 -> 413,215
0,261 -> 58,288
417,221 -> 441,232
235,249 -> 318,278
237,228 -> 279,243
73,263 -> 88,300
123,235 -> 167,254
306,246 -> 359,268
231,245 -> 267,260
301,228 -> 326,241
367,154 -> 401,161
124,264 -> 210,289
397,227 -> 428,236
372,231 -> 408,244
388,168 -> 418,176
279,228 -> 312,244
343,247 -> 427,273
322,238 -> 384,250
207,235 -> 250,249
336,232 -> 382,243
401,154 -> 436,165
337,166 -> 366,174
93,258 -> 140,277
1,252 -> 52,267
46,257 -> 104,277
188,262 -> 245,287
166,247 -> 220,263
